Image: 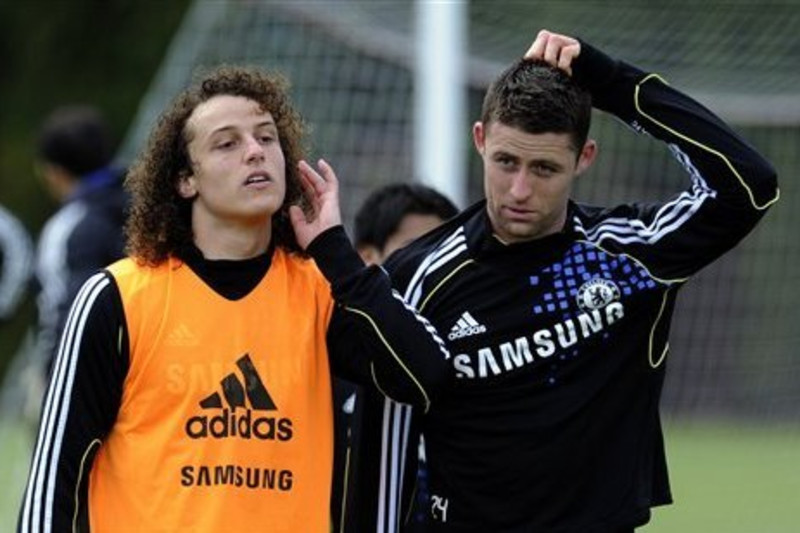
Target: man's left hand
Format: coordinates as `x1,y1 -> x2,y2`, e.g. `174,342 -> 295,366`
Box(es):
289,159 -> 343,250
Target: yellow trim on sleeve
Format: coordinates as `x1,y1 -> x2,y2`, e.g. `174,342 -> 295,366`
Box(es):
649,289 -> 672,369
369,362 -> 392,403
419,259 -> 475,312
73,439 -> 102,533
348,307 -> 431,412
634,74 -> 779,211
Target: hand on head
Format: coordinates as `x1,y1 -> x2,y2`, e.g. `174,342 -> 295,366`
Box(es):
525,29 -> 581,76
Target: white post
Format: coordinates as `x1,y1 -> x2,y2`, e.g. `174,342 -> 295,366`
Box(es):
414,0 -> 467,208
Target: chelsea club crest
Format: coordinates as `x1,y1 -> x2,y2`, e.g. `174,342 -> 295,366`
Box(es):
576,278 -> 621,311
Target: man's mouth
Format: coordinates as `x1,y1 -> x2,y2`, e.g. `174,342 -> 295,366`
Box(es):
503,206 -> 533,218
245,172 -> 272,185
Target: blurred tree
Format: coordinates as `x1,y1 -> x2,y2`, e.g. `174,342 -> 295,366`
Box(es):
0,0 -> 191,379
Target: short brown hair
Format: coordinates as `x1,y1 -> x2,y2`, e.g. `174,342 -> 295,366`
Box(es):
481,59 -> 592,154
125,65 -> 309,265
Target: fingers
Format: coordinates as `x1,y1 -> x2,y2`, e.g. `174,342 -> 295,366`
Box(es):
298,158 -> 338,191
297,159 -> 321,193
297,160 -> 314,183
288,204 -> 306,226
524,29 -> 549,60
293,158 -> 343,233
557,46 -> 579,75
524,29 -> 580,76
288,204 -> 313,250
316,158 -> 339,188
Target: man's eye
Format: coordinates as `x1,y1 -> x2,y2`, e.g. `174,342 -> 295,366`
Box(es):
533,164 -> 556,177
496,156 -> 515,168
216,140 -> 236,150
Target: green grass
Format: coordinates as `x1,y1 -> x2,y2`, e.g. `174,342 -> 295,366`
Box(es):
1,418 -> 797,531
0,417 -> 35,532
643,421 -> 800,533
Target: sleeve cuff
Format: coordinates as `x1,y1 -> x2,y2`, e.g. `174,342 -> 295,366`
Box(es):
306,225 -> 365,286
572,39 -> 620,91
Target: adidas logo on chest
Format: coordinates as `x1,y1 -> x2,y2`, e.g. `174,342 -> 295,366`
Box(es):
448,311 -> 487,340
184,354 -> 293,441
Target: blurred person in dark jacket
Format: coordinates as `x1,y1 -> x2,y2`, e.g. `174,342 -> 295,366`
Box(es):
33,105 -> 128,373
0,203 -> 33,325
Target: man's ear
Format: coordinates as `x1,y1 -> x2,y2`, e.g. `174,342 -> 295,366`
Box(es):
575,139 -> 598,177
472,121 -> 486,153
357,245 -> 382,266
37,162 -> 76,202
177,171 -> 197,199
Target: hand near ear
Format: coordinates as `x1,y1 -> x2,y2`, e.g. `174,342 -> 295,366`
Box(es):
289,159 -> 343,250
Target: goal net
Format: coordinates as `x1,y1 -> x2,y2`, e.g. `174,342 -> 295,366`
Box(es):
116,0 -> 800,423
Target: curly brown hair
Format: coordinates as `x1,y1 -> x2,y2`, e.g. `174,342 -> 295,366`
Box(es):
124,65 -> 309,265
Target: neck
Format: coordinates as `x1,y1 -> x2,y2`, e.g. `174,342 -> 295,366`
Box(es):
45,169 -> 79,202
57,180 -> 79,202
192,216 -> 272,260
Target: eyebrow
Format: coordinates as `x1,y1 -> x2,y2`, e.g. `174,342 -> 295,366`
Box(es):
209,120 -> 277,136
492,150 -> 520,161
493,150 -> 565,169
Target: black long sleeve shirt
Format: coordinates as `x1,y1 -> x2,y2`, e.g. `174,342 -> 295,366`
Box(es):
354,41 -> 779,533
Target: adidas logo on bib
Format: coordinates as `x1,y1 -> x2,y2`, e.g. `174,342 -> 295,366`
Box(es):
185,354 -> 293,441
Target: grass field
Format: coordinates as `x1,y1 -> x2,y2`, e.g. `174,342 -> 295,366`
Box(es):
0,417 -> 35,532
1,418 -> 797,531
643,421 -> 800,533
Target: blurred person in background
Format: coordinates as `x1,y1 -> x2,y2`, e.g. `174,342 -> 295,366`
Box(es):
32,105 -> 128,377
332,182 -> 458,533
0,203 -> 33,326
372,29 -> 778,532
17,66 -> 449,532
0,202 -> 34,417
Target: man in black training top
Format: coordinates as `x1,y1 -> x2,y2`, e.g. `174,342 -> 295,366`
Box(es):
367,29 -> 778,532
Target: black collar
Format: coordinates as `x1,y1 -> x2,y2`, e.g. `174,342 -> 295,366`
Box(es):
176,242 -> 274,300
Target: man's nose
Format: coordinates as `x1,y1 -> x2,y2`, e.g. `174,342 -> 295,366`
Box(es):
508,172 -> 533,200
244,135 -> 265,162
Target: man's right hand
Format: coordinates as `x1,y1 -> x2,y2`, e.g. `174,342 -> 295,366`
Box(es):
525,29 -> 581,76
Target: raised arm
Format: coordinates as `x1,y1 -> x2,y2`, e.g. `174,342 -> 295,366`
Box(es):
290,160 -> 450,411
528,29 -> 779,280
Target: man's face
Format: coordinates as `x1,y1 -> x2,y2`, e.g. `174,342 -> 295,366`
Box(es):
360,213 -> 447,266
474,120 -> 595,244
178,95 -> 286,228
381,213 -> 445,260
